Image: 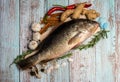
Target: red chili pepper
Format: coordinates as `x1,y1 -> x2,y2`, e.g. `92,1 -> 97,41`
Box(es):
44,3 -> 92,21
66,3 -> 92,9
84,4 -> 92,8
66,4 -> 76,9
47,7 -> 66,15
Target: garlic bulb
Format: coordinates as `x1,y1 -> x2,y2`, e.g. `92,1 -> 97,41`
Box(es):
31,23 -> 42,32
29,41 -> 38,50
33,32 -> 41,41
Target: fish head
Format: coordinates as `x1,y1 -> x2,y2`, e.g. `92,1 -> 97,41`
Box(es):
85,20 -> 100,34
73,19 -> 100,34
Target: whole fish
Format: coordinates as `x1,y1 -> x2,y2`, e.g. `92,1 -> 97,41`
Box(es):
17,19 -> 100,69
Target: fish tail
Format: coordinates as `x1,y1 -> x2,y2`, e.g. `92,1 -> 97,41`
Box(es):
17,55 -> 40,70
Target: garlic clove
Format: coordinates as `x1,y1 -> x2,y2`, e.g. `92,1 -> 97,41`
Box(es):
31,23 -> 43,32
33,32 -> 41,41
29,41 -> 38,50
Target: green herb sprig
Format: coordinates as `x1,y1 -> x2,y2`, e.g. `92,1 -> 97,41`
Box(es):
58,53 -> 72,59
79,30 -> 109,50
12,50 -> 33,64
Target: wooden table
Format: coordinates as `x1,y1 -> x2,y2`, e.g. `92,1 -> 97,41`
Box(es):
0,0 -> 120,82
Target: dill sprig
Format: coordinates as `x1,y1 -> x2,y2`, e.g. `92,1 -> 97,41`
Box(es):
78,30 -> 109,50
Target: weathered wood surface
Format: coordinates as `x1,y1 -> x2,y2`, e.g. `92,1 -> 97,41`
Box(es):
0,0 -> 120,82
0,0 -> 19,82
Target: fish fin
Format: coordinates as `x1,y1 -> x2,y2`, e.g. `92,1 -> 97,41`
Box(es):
68,32 -> 81,45
72,43 -> 81,49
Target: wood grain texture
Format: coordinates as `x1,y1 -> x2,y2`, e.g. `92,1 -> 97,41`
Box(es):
0,0 -> 19,82
69,0 -> 97,82
46,0 -> 70,82
115,0 -> 120,82
19,0 -> 48,82
0,0 -> 120,82
69,0 -> 116,82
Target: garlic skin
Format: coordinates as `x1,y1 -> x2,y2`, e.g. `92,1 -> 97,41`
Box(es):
68,58 -> 73,62
29,41 -> 38,50
33,32 -> 41,41
31,23 -> 42,32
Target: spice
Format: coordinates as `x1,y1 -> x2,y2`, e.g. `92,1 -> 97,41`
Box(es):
53,3 -> 92,10
84,4 -> 92,8
47,7 -> 66,16
66,4 -> 76,9
40,23 -> 51,34
61,9 -> 74,21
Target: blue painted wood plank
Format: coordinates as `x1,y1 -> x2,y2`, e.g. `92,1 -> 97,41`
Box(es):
94,0 -> 115,82
19,0 -> 48,82
69,0 -> 97,82
46,1 -> 70,82
0,0 -> 119,82
0,0 -> 19,82
69,0 -> 116,82
115,0 -> 120,82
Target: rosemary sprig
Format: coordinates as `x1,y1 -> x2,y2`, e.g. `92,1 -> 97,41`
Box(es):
78,30 -> 109,50
58,53 -> 72,59
13,50 -> 33,64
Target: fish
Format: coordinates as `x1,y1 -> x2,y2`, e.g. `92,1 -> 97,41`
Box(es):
17,19 -> 100,70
